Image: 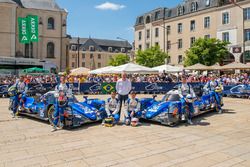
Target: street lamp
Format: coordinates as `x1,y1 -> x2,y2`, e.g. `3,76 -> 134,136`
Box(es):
77,37 -> 80,67
230,0 -> 246,64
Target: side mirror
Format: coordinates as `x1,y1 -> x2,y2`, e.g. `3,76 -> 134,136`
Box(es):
83,96 -> 88,101
153,95 -> 157,99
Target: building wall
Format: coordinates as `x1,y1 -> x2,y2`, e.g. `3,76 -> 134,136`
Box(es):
134,0 -> 250,65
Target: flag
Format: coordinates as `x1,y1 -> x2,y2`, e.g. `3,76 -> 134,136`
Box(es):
101,82 -> 116,94
27,15 -> 39,42
18,17 -> 30,44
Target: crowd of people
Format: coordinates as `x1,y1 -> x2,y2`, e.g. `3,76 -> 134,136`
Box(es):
0,72 -> 250,85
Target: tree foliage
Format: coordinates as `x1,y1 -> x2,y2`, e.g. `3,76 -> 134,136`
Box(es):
184,38 -> 230,66
108,54 -> 130,66
136,46 -> 169,67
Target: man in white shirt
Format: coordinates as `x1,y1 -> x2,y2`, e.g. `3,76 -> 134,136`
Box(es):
116,73 -> 132,121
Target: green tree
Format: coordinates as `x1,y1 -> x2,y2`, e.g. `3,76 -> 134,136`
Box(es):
184,38 -> 230,66
136,46 -> 169,67
108,54 -> 130,66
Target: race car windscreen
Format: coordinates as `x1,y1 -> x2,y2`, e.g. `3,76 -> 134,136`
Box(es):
163,94 -> 181,102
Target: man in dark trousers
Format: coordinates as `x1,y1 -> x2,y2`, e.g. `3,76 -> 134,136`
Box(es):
116,72 -> 132,122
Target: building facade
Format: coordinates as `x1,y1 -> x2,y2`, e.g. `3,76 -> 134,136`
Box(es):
68,37 -> 132,70
0,0 -> 69,74
134,0 -> 250,65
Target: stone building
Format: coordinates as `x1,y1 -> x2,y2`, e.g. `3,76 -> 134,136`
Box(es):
134,0 -> 250,65
0,0 -> 69,74
68,37 -> 132,70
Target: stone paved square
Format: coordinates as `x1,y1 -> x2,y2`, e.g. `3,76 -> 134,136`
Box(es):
0,95 -> 250,167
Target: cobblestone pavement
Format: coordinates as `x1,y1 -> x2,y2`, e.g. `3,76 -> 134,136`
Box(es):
0,95 -> 250,167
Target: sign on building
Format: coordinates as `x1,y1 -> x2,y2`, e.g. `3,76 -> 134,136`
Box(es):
18,15 -> 39,44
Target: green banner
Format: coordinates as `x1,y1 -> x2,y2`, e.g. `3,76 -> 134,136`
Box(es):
27,15 -> 39,42
18,17 -> 30,44
101,82 -> 116,94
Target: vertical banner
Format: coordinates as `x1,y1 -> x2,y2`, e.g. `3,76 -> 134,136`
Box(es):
27,15 -> 39,42
18,17 -> 30,44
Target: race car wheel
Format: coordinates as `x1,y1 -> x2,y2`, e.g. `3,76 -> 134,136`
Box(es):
48,106 -> 57,126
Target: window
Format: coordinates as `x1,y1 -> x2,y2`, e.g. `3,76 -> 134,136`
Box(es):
138,45 -> 142,50
138,16 -> 143,24
82,62 -> 85,67
245,29 -> 250,41
146,29 -> 150,39
204,17 -> 210,28
108,47 -> 113,52
98,63 -> 101,68
90,54 -> 93,59
166,25 -> 171,35
244,8 -> 250,20
72,54 -> 75,59
190,37 -> 196,47
168,10 -> 172,17
47,17 -> 55,30
178,39 -> 183,49
121,48 -> 125,53
146,43 -> 150,49
47,42 -> 55,58
25,43 -> 33,58
72,62 -> 75,68
82,53 -> 85,59
222,32 -> 230,42
178,6 -> 184,16
139,31 -> 142,40
155,11 -> 161,20
98,54 -> 101,59
204,34 -> 211,39
191,2 -> 198,12
89,46 -> 95,51
39,17 -> 43,25
155,42 -> 159,46
178,55 -> 183,64
155,28 -> 159,37
206,0 -> 210,7
146,16 -> 151,24
178,23 -> 182,33
190,20 -> 195,31
167,41 -> 171,50
71,45 -> 77,51
222,12 -> 229,24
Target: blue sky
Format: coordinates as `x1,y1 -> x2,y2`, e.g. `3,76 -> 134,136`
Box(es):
56,0 -> 182,43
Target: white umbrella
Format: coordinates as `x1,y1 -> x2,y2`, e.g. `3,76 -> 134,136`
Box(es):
153,64 -> 183,73
105,63 -> 158,74
70,67 -> 90,76
89,66 -> 114,74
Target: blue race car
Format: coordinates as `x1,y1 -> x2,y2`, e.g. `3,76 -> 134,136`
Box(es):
10,91 -> 106,128
142,87 -> 223,126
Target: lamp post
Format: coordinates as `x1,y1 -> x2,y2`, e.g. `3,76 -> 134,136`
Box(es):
77,37 -> 80,67
230,0 -> 246,64
116,37 -> 133,62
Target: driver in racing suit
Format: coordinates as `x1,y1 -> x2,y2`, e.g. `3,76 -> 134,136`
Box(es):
178,75 -> 196,125
52,76 -> 72,132
203,75 -> 223,113
105,91 -> 120,124
12,76 -> 28,117
124,91 -> 141,125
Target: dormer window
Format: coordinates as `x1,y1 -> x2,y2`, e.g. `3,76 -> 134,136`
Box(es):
138,16 -> 143,24
168,10 -> 172,17
178,6 -> 184,16
71,45 -> 77,51
155,11 -> 160,20
206,0 -> 210,7
89,46 -> 95,51
121,48 -> 125,53
146,16 -> 151,24
108,47 -> 113,52
191,2 -> 198,12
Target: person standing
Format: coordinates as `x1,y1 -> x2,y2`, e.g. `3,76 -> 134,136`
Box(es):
116,73 -> 132,121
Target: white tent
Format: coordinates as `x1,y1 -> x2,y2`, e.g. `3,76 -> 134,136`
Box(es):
152,64 -> 183,73
105,63 -> 158,74
89,66 -> 114,74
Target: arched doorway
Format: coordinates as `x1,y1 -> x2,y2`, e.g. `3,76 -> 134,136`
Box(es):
240,50 -> 250,63
221,53 -> 235,65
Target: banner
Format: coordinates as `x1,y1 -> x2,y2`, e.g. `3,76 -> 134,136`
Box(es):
27,15 -> 39,42
101,82 -> 116,94
18,17 -> 30,44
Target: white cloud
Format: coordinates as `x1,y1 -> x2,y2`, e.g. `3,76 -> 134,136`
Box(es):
95,2 -> 126,11
127,27 -> 134,31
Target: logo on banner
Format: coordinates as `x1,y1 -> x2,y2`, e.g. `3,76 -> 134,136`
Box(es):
145,83 -> 163,91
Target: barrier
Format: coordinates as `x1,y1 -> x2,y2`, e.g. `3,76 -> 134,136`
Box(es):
0,83 -> 250,97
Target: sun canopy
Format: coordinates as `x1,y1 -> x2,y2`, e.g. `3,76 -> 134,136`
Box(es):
208,64 -> 222,70
185,63 -> 210,70
89,66 -> 114,74
70,67 -> 90,76
220,62 -> 250,70
105,63 -> 158,74
152,64 -> 183,73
